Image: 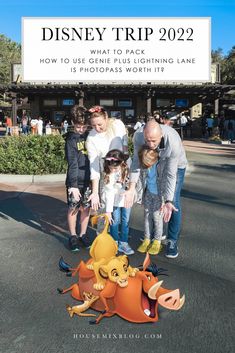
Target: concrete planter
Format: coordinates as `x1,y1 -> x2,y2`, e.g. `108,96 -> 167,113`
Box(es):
0,174 -> 66,183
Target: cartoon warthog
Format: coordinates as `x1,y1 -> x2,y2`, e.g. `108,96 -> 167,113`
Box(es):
58,253 -> 185,324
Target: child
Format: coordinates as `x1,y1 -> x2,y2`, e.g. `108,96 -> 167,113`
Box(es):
65,105 -> 91,252
137,146 -> 163,255
102,149 -> 134,255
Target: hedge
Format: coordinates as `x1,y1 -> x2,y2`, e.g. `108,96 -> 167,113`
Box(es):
0,135 -> 67,174
0,135 -> 134,175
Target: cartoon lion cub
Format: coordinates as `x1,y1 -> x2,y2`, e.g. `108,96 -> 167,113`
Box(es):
87,214 -> 138,290
98,255 -> 138,289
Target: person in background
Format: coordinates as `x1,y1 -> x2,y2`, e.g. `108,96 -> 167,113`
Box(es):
162,114 -> 174,127
226,119 -> 234,143
179,111 -> 188,139
218,116 -> 225,139
30,117 -> 38,135
62,116 -> 69,134
187,114 -> 193,138
201,115 -> 207,138
37,116 -> 44,136
45,120 -> 52,135
206,114 -> 214,137
102,149 -> 134,255
65,106 -> 92,252
134,115 -> 146,131
21,115 -> 29,135
153,111 -> 163,124
5,115 -> 12,136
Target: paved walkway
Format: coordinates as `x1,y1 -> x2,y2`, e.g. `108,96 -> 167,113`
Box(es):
183,139 -> 235,156
0,141 -> 234,353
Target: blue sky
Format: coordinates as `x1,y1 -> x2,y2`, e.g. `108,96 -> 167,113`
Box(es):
1,0 -> 234,55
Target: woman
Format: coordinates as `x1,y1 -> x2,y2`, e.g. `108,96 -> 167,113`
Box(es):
86,105 -> 128,211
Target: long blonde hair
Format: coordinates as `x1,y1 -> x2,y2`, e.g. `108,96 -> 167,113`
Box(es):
138,146 -> 159,169
88,105 -> 118,138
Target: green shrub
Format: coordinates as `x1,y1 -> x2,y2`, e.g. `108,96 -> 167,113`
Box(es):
0,134 -> 135,175
0,135 -> 67,174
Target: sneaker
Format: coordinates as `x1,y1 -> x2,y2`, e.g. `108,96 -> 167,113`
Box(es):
140,234 -> 167,243
161,235 -> 168,245
79,234 -> 92,249
137,238 -> 150,253
118,242 -> 135,255
165,240 -> 179,258
148,240 -> 162,255
68,236 -> 80,252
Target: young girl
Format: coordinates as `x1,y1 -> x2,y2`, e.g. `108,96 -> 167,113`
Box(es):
102,149 -> 134,256
137,146 -> 163,255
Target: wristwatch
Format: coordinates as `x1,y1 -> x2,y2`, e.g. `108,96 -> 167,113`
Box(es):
165,200 -> 173,204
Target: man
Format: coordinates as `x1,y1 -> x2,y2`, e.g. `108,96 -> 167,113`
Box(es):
179,112 -> 189,138
125,120 -> 187,258
162,115 -> 174,127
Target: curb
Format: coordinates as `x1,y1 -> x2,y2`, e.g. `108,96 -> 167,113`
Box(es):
0,163 -> 194,183
0,174 -> 66,183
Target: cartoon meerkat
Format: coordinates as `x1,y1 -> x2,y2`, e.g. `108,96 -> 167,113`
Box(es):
66,292 -> 99,317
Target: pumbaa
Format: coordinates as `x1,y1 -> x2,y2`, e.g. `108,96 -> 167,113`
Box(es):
58,253 -> 185,324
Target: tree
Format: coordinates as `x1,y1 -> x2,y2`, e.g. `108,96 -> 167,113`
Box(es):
211,48 -> 224,64
222,46 -> 235,84
0,34 -> 21,84
211,46 -> 235,84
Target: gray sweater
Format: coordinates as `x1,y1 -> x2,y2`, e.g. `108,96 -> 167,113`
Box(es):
130,124 -> 187,202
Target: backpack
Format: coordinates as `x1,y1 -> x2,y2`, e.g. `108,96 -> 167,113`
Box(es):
228,120 -> 233,130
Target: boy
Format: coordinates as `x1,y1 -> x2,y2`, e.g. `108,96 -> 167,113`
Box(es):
65,106 -> 91,252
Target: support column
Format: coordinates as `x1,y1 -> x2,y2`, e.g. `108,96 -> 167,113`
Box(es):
12,97 -> 17,125
214,98 -> 219,115
78,90 -> 84,106
147,97 -> 152,114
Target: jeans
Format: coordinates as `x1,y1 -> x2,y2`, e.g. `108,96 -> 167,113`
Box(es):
167,168 -> 186,245
228,130 -> 234,142
22,126 -> 28,134
110,207 -> 131,242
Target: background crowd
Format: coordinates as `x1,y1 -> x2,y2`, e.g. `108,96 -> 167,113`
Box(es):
0,109 -> 234,143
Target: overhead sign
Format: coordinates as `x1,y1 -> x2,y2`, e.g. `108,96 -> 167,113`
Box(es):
22,17 -> 211,83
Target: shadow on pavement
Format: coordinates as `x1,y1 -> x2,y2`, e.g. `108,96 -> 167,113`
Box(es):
182,189 -> 235,208
0,190 -> 110,251
0,191 -> 72,249
192,162 -> 235,173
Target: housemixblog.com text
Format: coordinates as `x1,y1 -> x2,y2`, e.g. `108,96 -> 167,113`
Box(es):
73,333 -> 162,340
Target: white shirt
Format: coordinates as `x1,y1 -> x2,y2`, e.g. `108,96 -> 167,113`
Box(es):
30,119 -> 38,127
103,171 -> 125,212
37,119 -> 43,134
180,115 -> 188,126
86,119 -> 128,180
134,121 -> 145,130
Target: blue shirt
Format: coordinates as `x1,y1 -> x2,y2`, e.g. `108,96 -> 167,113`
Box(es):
146,163 -> 158,195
